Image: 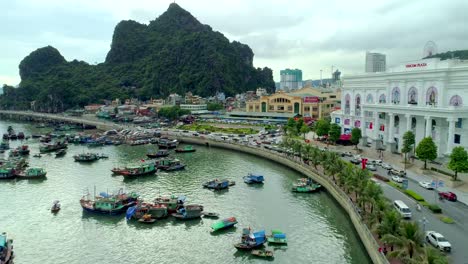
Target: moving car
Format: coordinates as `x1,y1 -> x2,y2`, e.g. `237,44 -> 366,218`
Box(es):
341,151 -> 353,157
419,181 -> 433,190
393,200 -> 412,218
366,164 -> 377,171
350,158 -> 361,165
391,175 -> 404,183
368,159 -> 383,166
438,191 -> 457,201
381,163 -> 393,170
388,168 -> 406,176
425,231 -> 451,252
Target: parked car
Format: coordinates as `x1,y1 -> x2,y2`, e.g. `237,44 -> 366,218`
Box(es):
368,159 -> 383,166
388,168 -> 406,176
419,181 -> 433,190
350,158 -> 361,165
341,151 -> 353,157
438,191 -> 457,201
425,231 -> 451,252
366,164 -> 377,171
381,163 -> 393,170
391,175 -> 404,183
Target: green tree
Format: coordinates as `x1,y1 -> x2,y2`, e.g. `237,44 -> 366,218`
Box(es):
328,123 -> 341,144
382,221 -> 423,260
415,137 -> 438,169
286,118 -> 296,135
351,127 -> 362,149
447,146 -> 468,181
300,124 -> 310,139
402,131 -> 416,164
207,102 -> 224,111
314,119 -> 330,137
296,118 -> 305,134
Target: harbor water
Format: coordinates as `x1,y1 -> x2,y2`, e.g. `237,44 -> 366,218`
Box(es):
0,120 -> 371,264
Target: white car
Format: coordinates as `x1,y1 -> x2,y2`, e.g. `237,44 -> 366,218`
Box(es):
419,181 -> 434,190
366,164 -> 377,171
425,231 -> 451,252
392,175 -> 403,183
369,159 -> 383,165
381,163 -> 393,170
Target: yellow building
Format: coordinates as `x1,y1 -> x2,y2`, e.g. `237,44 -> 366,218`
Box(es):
246,88 -> 340,119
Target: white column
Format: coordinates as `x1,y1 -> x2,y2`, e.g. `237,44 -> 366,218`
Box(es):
388,113 -> 394,143
374,111 -> 379,140
446,117 -> 456,154
405,114 -> 412,133
425,116 -> 431,138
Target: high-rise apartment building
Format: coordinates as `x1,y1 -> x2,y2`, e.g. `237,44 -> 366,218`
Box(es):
365,52 -> 386,72
279,69 -> 303,91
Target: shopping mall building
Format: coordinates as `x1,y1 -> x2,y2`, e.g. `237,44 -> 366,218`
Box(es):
331,58 -> 468,157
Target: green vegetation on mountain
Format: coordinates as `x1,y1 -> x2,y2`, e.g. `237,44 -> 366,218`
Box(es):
1,3 -> 274,112
425,50 -> 468,60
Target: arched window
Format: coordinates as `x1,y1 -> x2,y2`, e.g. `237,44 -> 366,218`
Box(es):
449,95 -> 463,107
344,94 -> 350,114
366,94 -> 374,103
379,94 -> 386,104
391,87 -> 400,104
408,87 -> 418,105
426,87 -> 438,105
355,94 -> 361,116
394,116 -> 400,127
411,117 -> 417,129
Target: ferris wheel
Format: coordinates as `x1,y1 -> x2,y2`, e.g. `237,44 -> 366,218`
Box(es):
423,41 -> 438,58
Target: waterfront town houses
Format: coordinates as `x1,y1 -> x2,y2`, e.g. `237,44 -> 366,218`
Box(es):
331,58 -> 468,157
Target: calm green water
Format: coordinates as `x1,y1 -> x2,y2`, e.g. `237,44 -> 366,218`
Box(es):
0,120 -> 371,264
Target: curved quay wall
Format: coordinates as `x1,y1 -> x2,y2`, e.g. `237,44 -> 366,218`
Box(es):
0,110 -> 386,263
176,136 -> 388,264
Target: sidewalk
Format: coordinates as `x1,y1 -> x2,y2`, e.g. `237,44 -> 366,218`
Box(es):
303,132 -> 468,206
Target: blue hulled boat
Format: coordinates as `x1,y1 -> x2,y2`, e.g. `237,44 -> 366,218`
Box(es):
243,173 -> 264,184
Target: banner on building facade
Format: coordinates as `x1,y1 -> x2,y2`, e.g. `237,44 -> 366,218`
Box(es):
303,96 -> 319,103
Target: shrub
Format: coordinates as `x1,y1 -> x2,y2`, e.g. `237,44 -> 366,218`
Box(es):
430,167 -> 455,177
388,182 -> 401,189
441,216 -> 454,224
405,190 -> 425,201
420,201 -> 429,207
373,174 -> 389,182
428,204 -> 442,214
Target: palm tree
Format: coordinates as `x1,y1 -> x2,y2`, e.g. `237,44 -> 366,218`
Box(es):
362,181 -> 383,214
409,246 -> 448,264
382,221 -> 424,259
323,152 -> 343,183
377,210 -> 402,239
309,147 -> 321,169
337,163 -> 354,191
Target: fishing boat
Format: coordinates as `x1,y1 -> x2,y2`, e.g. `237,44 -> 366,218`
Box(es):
251,249 -> 274,258
73,153 -> 99,162
172,204 -> 204,220
203,179 -> 235,190
111,167 -> 126,175
234,229 -> 267,250
267,229 -> 287,244
33,153 -> 42,158
10,145 -> 29,157
202,212 -> 219,218
211,217 -> 238,232
51,200 -> 61,213
291,183 -> 321,193
0,232 -> 14,264
121,163 -> 157,177
55,149 -> 66,157
158,139 -> 178,149
155,158 -> 185,171
126,203 -> 168,220
15,167 -> 47,179
2,134 -> 8,140
87,141 -> 105,148
0,168 -> 15,180
80,191 -> 138,215
17,132 -> 25,140
293,178 -> 314,187
0,141 -> 9,151
243,173 -> 265,184
137,214 -> 156,224
146,150 -> 170,159
154,195 -> 185,214
175,145 -> 196,153
39,141 -> 67,153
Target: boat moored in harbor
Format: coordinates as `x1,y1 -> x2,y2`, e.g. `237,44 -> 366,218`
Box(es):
211,217 -> 238,232
175,145 -> 196,153
243,173 -> 264,184
0,232 -> 14,264
15,167 -> 47,179
203,179 -> 235,190
146,150 -> 170,159
234,229 -> 266,250
172,204 -> 204,220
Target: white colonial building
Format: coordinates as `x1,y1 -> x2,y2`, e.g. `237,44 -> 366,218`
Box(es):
331,58 -> 468,157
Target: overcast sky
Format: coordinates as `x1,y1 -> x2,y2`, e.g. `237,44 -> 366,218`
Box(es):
1,0 -> 467,86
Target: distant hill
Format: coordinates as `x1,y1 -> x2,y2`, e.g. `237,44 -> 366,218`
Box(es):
1,3 -> 274,112
425,50 -> 468,60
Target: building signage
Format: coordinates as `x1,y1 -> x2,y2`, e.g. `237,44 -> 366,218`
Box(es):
335,117 -> 341,124
303,96 -> 319,103
405,63 -> 427,68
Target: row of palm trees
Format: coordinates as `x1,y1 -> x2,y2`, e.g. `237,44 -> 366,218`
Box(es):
279,137 -> 448,264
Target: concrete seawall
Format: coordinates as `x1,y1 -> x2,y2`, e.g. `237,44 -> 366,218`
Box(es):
177,136 -> 388,264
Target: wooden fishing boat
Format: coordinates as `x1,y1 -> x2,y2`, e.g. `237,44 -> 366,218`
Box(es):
121,163 -> 157,177
175,145 -> 196,153
51,200 -> 61,213
146,150 -> 169,159
211,217 -> 237,232
137,214 -> 156,224
33,153 -> 42,158
0,232 -> 14,264
202,212 -> 219,218
111,167 -> 126,175
234,229 -> 266,250
291,183 -> 321,193
126,203 -> 168,220
158,139 -> 178,149
2,134 -> 8,140
40,141 -> 67,153
172,204 -> 204,220
243,173 -> 264,184
251,250 -> 274,258
15,167 -> 47,179
154,195 -> 185,214
203,179 -> 234,190
267,229 -> 287,244
55,149 -> 66,157
0,168 -> 15,180
155,158 -> 185,171
73,153 -> 99,162
80,191 -> 138,215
